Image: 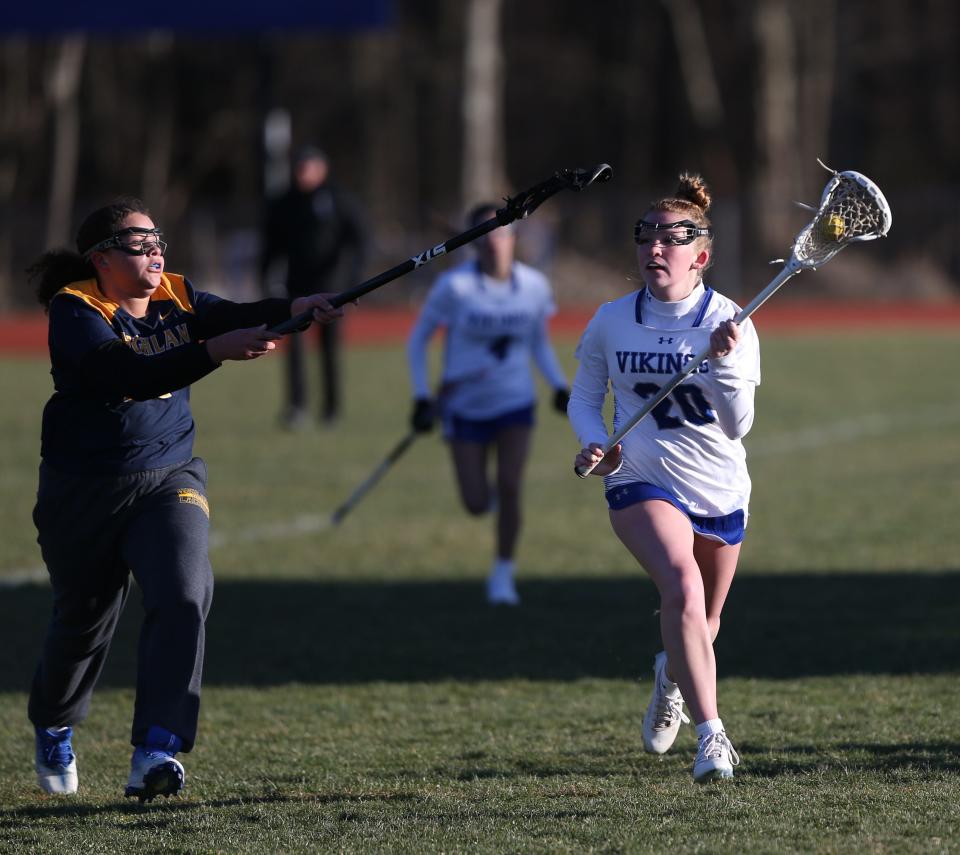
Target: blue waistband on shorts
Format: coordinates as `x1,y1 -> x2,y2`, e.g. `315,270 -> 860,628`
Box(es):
605,481 -> 745,546
444,404 -> 535,442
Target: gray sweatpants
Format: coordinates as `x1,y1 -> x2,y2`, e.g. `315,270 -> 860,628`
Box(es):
28,457 -> 213,752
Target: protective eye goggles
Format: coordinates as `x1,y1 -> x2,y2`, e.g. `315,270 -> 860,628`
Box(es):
84,227 -> 167,258
634,219 -> 712,246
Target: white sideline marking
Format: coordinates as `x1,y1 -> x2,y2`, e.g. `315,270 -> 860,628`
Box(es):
747,403 -> 960,457
4,404 -> 958,589
0,514 -> 332,589
208,513 -> 331,549
0,568 -> 48,588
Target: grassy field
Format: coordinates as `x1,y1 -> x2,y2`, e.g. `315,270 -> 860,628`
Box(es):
1,329 -> 959,853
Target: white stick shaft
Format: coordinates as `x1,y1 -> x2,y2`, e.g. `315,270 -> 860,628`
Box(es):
575,263 -> 800,478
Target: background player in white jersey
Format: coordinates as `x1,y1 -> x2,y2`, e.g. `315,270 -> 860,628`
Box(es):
407,203 -> 570,606
567,174 -> 760,782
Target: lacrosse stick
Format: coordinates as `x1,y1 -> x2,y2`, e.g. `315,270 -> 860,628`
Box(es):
270,163 -> 613,335
575,160 -> 892,478
328,370 -> 488,526
329,431 -> 418,526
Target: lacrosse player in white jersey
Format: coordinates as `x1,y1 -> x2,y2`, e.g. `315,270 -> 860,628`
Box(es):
568,173 -> 760,782
408,203 -> 570,606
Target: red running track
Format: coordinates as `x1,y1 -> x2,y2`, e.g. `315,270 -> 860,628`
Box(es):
2,302 -> 959,355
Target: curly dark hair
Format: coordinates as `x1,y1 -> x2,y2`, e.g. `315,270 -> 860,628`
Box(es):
28,197 -> 151,310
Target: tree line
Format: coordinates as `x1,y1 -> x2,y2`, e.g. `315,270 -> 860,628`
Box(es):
1,0 -> 956,310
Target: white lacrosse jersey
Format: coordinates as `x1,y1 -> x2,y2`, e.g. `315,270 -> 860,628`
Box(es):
568,284 -> 760,518
408,259 -> 568,419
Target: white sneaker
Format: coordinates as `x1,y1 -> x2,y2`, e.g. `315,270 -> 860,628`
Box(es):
642,651 -> 689,754
486,573 -> 520,606
693,731 -> 740,783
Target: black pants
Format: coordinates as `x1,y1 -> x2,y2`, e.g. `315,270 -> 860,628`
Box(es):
286,318 -> 341,421
28,458 -> 213,752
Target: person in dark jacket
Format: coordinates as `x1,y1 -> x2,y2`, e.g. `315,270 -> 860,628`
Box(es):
261,146 -> 368,428
27,196 -> 341,802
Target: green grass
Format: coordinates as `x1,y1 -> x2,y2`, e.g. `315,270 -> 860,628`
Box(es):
1,330 -> 959,853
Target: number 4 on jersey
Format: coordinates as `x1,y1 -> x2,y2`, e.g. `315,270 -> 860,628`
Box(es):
488,335 -> 513,361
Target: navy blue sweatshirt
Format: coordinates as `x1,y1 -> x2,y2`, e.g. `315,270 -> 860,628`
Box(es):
41,273 -> 293,474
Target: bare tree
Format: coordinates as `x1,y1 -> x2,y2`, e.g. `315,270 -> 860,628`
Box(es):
796,0 -> 837,188
141,32 -> 176,221
660,0 -> 743,291
661,0 -> 725,132
461,0 -> 508,208
0,36 -> 35,308
45,35 -> 86,249
350,29 -> 417,226
751,0 -> 801,253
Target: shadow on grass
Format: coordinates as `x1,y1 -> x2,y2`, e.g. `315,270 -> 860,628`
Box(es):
0,791 -> 606,825
2,571 -> 959,689
737,740 -> 960,777
0,789 -> 423,824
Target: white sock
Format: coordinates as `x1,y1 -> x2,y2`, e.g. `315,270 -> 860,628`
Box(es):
696,718 -> 724,741
492,558 -> 515,578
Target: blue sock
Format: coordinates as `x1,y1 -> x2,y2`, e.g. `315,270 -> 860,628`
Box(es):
144,726 -> 183,754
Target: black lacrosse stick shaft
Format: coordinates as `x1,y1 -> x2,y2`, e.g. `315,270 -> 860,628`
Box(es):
329,430 -> 419,526
269,164 -> 612,335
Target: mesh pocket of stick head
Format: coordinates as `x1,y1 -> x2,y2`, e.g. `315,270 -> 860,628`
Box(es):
793,169 -> 892,267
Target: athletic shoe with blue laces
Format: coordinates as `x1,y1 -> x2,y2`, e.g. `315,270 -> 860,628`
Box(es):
35,726 -> 78,795
125,726 -> 185,803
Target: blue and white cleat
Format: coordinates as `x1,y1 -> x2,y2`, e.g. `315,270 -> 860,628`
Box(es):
35,726 -> 78,795
693,731 -> 740,783
125,726 -> 185,803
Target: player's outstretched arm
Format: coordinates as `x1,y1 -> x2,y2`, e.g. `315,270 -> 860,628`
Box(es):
290,293 -> 344,326
206,326 -> 280,363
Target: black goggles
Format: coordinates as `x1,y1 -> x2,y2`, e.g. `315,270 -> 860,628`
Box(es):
634,219 -> 712,246
84,227 -> 167,257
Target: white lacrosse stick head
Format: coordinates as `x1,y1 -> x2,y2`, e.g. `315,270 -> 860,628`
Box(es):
789,164 -> 893,271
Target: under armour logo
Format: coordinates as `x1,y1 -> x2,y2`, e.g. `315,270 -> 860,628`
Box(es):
659,336 -> 674,344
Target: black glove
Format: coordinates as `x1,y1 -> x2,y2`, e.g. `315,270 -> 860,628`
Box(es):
553,387 -> 571,414
411,398 -> 436,433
